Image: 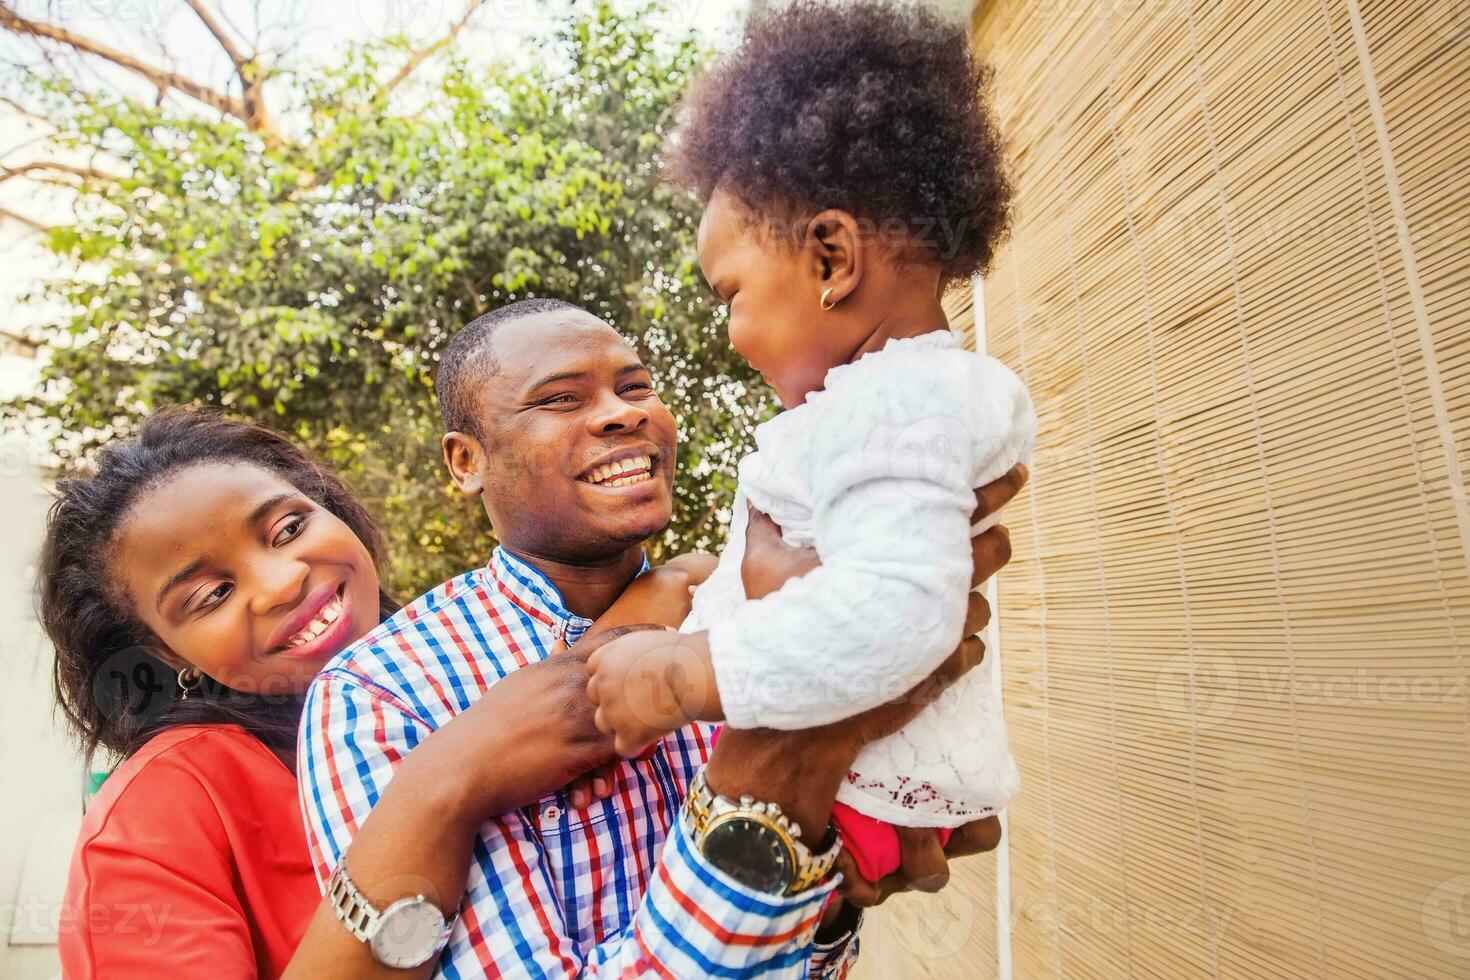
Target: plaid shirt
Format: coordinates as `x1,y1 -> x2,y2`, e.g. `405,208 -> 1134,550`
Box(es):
298,547 -> 859,977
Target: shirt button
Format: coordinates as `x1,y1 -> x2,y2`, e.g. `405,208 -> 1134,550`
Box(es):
542,805 -> 561,823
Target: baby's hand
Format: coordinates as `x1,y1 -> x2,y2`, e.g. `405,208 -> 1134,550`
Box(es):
585,629 -> 721,756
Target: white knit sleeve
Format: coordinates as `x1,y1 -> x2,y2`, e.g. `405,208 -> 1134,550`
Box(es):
707,348 -> 1033,731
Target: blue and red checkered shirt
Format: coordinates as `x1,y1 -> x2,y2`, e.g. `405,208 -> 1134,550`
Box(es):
298,546 -> 858,977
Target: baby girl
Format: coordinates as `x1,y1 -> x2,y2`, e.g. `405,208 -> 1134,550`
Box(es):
587,0 -> 1034,882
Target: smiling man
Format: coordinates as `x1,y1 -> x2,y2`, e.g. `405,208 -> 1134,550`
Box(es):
296,299 -> 1011,978
435,298 -> 679,617
298,299 -> 871,977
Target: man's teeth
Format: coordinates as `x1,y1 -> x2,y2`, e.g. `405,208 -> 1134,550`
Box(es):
284,592 -> 343,648
583,455 -> 653,487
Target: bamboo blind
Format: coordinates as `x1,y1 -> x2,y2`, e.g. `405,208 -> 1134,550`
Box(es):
858,1 -> 1470,977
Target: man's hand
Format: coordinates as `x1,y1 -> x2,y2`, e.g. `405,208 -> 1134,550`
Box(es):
834,819 -> 1004,906
741,505 -> 820,600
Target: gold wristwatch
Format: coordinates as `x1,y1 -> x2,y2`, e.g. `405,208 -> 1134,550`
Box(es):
684,770 -> 842,895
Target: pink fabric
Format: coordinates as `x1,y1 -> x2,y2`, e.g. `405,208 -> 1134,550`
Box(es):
711,723 -> 951,883
831,803 -> 952,882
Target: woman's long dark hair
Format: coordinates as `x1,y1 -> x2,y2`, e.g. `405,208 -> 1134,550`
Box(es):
40,408 -> 398,773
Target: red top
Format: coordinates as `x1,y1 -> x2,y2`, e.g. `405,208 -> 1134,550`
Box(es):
60,724 -> 319,979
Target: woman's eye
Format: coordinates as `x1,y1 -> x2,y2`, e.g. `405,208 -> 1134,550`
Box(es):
196,582 -> 232,612
621,383 -> 652,395
272,515 -> 307,546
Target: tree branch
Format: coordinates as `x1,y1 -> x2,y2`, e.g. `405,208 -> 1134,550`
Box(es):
181,0 -> 273,132
0,93 -> 50,126
0,2 -> 276,137
0,205 -> 52,234
0,328 -> 40,356
183,0 -> 250,69
377,0 -> 489,100
0,160 -> 113,183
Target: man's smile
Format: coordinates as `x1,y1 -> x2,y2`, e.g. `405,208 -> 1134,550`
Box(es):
577,447 -> 661,490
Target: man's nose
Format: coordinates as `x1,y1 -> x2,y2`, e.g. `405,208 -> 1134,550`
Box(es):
587,390 -> 649,434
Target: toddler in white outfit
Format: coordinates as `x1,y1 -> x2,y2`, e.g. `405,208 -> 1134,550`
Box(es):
586,0 -> 1033,882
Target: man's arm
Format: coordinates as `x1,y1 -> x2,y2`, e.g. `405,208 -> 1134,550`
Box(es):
298,668 -> 845,977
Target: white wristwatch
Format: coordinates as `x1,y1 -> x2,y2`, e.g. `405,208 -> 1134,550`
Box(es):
327,861 -> 453,969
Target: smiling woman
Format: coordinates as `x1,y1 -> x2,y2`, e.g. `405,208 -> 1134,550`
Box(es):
43,410 -> 397,767
111,462 -> 383,700
37,407 -> 702,979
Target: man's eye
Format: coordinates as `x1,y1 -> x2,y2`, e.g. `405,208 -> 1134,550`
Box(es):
540,394 -> 576,406
620,383 -> 653,395
272,515 -> 307,546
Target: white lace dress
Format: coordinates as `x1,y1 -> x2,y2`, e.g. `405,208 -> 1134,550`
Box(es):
682,330 -> 1035,827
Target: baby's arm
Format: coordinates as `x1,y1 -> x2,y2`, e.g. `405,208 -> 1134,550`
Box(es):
584,507 -> 824,756
710,354 -> 1033,731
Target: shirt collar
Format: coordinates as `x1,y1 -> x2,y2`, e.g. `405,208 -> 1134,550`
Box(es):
486,546 -> 649,646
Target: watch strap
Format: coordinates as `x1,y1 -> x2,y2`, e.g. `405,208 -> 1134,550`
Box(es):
327,861 -> 381,943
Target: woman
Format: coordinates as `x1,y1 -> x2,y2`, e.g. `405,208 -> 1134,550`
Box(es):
42,408 -> 711,977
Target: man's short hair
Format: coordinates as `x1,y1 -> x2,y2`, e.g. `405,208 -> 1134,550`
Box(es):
436,298 -> 584,438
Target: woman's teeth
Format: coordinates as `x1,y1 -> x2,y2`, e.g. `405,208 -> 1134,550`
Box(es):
284,591 -> 343,649
583,455 -> 653,488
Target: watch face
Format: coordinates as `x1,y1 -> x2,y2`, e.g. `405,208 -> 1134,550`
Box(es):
370,897 -> 448,969
704,816 -> 797,894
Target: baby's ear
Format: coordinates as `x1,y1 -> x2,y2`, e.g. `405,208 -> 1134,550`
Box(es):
442,431 -> 486,497
804,208 -> 865,303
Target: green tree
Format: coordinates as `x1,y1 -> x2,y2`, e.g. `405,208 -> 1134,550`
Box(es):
4,1 -> 773,597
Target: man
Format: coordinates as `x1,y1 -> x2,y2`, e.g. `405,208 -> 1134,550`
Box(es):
299,299 -> 1019,976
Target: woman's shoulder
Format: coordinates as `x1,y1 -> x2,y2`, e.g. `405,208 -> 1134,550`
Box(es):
80,724 -> 291,838
104,723 -> 282,782
62,729 -> 315,977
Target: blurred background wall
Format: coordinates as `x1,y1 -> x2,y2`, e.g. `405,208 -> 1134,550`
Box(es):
857,1 -> 1470,976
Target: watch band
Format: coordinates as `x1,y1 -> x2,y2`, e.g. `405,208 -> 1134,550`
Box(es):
327,861 -> 452,968
684,770 -> 843,895
327,861 -> 382,943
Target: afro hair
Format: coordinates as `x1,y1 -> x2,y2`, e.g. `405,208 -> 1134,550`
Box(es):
668,0 -> 1012,283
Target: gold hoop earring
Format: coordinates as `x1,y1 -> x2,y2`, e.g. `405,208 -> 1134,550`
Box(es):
177,666 -> 202,700
820,288 -> 837,311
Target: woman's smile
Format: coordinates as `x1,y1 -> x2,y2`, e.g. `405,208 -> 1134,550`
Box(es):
268,581 -> 354,661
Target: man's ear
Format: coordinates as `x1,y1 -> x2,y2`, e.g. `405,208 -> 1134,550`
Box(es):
443,431 -> 487,497
803,209 -> 865,308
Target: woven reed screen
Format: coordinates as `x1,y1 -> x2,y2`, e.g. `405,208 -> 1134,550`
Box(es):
856,1 -> 1470,977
